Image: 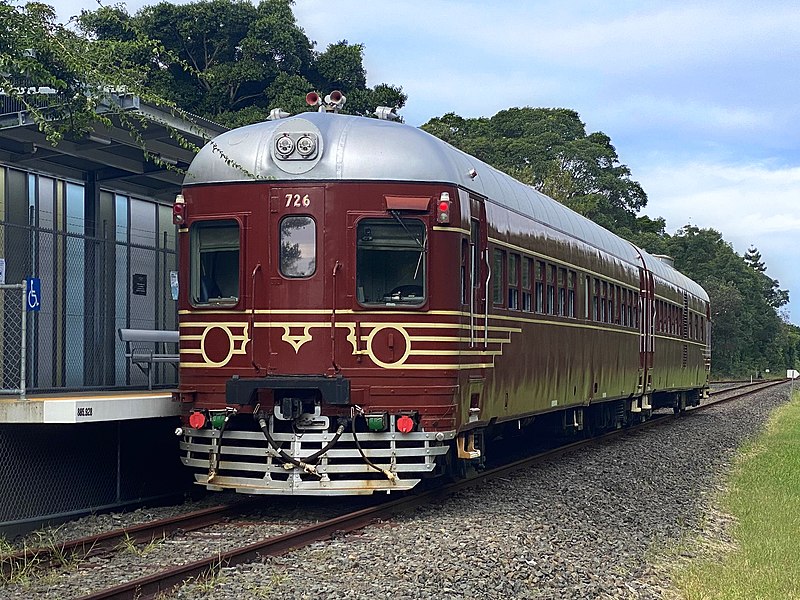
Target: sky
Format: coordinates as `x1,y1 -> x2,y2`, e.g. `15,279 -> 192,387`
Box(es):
56,0 -> 800,324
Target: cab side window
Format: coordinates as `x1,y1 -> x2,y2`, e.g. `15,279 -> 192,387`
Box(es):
190,219 -> 240,306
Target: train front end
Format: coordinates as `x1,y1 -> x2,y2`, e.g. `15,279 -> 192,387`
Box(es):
173,111 -> 469,495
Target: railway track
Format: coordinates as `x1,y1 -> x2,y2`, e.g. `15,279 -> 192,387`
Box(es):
3,379 -> 789,600
0,501 -> 261,581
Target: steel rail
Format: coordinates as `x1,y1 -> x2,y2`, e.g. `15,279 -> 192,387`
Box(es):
0,501 -> 256,579
706,379 -> 786,403
65,379 -> 789,599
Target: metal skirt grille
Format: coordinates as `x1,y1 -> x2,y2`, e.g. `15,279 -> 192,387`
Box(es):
0,418 -> 191,534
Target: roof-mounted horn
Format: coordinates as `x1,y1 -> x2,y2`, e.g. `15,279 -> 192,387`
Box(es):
307,90 -> 347,113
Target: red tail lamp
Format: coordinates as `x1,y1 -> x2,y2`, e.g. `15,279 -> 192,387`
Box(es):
396,414 -> 415,434
173,194 -> 186,225
189,411 -> 206,429
436,192 -> 450,224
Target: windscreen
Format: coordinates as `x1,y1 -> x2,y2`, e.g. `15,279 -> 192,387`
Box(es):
356,218 -> 426,306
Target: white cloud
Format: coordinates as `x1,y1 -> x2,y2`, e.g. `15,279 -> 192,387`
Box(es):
639,159 -> 800,323
640,160 -> 800,236
297,1 -> 800,75
592,96 -> 777,147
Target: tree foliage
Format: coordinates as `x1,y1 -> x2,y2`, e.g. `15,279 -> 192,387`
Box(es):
3,0 -> 406,147
646,227 -> 796,376
78,0 -> 406,125
0,0 -> 170,144
421,108 -> 647,231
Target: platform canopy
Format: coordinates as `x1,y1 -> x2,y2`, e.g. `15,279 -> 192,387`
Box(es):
0,92 -> 227,202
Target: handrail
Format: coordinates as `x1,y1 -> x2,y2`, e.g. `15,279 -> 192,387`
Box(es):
484,248 -> 491,349
249,262 -> 263,373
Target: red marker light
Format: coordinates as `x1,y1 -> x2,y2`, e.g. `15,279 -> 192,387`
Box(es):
173,194 -> 186,226
396,414 -> 415,434
436,192 -> 450,224
189,411 -> 206,429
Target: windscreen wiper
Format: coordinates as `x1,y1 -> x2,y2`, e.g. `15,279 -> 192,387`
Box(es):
388,210 -> 425,250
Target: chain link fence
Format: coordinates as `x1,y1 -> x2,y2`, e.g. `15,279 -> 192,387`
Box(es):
0,283 -> 25,396
2,217 -> 177,394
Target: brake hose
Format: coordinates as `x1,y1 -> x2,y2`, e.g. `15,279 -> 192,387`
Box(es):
208,408 -> 237,482
255,412 -> 348,477
351,410 -> 397,483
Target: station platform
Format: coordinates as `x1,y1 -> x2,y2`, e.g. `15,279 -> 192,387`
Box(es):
0,389 -> 190,535
0,389 -> 181,423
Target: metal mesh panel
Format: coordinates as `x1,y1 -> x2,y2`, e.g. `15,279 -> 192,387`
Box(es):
0,218 -> 177,393
0,285 -> 24,394
0,423 -> 117,522
0,419 -> 191,528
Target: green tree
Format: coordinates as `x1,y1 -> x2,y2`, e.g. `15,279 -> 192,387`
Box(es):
422,108 -> 647,232
314,41 -> 366,91
80,0 -> 406,125
0,0 -> 212,173
743,246 -> 789,309
1,1 -> 165,144
661,226 -> 789,376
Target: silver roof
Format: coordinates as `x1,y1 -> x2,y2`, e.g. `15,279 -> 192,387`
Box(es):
639,250 -> 708,300
186,112 -> 707,301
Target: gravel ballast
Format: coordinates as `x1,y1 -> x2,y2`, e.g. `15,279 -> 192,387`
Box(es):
1,385 -> 791,599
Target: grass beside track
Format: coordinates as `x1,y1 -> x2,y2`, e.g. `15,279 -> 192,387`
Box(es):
677,389 -> 800,600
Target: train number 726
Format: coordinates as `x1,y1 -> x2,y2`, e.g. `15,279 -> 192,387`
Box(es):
285,193 -> 311,208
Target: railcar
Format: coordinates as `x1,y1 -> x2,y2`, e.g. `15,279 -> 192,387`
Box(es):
173,96 -> 710,495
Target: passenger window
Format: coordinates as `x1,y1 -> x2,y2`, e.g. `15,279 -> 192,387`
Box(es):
522,257 -> 532,312
190,219 -> 240,306
493,249 -> 505,306
471,220 -> 480,288
601,281 -> 608,322
508,253 -> 519,310
536,261 -> 545,313
547,265 -> 556,314
585,275 -> 590,320
280,215 -> 316,277
356,218 -> 426,306
461,239 -> 469,305
567,271 -> 576,318
621,289 -> 628,327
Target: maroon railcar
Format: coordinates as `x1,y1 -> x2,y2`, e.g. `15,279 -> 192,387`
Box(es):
174,105 -> 710,495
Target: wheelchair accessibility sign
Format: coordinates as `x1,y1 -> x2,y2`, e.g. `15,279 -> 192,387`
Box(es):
26,277 -> 41,312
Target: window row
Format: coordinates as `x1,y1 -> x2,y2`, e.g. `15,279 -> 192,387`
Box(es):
488,248 -> 648,330
190,216 -> 429,309
191,216 -> 317,305
654,299 -> 707,342
492,249 -> 576,318
588,277 -> 640,329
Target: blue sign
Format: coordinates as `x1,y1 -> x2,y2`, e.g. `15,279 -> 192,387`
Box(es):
26,277 -> 41,312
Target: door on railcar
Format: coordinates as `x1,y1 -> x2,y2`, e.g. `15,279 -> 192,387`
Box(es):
469,198 -> 489,348
465,196 -> 488,421
639,269 -> 655,394
251,186 -> 329,374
